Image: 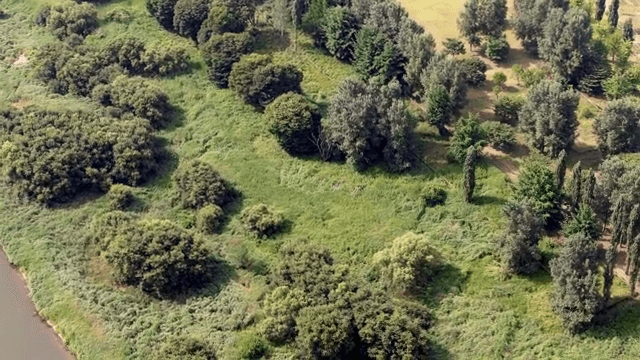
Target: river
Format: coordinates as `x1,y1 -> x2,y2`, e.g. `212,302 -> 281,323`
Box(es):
0,249 -> 75,360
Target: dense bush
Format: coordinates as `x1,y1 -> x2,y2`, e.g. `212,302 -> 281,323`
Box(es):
265,93 -> 320,155
443,38 -> 466,56
147,0 -> 179,30
425,85 -> 452,137
152,336 -> 217,360
197,0 -> 245,45
372,232 -> 441,294
481,121 -> 515,151
37,2 -> 99,40
519,80 -> 579,157
497,201 -> 543,274
594,97 -> 640,156
34,43 -> 104,96
564,205 -> 600,241
229,54 -> 303,107
323,6 -> 359,62
422,55 -> 468,115
100,218 -> 211,297
550,232 -> 600,333
100,37 -> 190,76
512,158 -> 562,226
201,32 -> 253,88
240,204 -> 285,238
173,0 -> 211,40
322,78 -> 415,171
494,95 -> 524,125
459,57 -> 487,87
173,160 -> 237,209
296,303 -> 356,358
484,35 -> 510,62
108,184 -> 134,210
196,204 -> 225,234
448,113 -> 486,163
95,76 -> 172,128
423,185 -> 447,207
0,109 -> 157,205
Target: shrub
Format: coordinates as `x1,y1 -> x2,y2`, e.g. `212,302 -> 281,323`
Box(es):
234,332 -> 270,359
100,37 -> 190,76
108,184 -> 134,210
497,201 -> 543,274
201,32 -> 253,88
425,85 -> 452,137
240,204 -> 285,238
564,205 -> 601,241
228,54 -> 303,107
448,113 -> 486,163
512,158 -> 562,226
152,336 -> 216,360
296,303 -> 356,358
147,0 -> 179,30
95,76 -> 172,128
100,218 -> 211,297
459,57 -> 487,87
0,109 -> 157,205
423,186 -> 447,207
173,0 -> 211,40
40,2 -> 99,40
140,46 -> 190,76
594,97 -> 640,155
196,1 -> 245,45
494,95 -> 524,125
481,121 -> 515,151
372,232 -> 441,294
443,38 -> 466,55
196,204 -> 224,234
173,160 -> 236,209
323,6 -> 359,62
484,35 -> 510,62
322,78 -> 415,171
265,93 -> 321,155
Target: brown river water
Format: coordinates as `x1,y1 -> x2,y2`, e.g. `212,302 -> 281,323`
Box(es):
0,249 -> 74,360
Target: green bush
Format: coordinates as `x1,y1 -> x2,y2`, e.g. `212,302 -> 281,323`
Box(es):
152,336 -> 216,359
494,95 -> 524,125
497,201 -> 543,275
108,184 -> 134,210
448,113 -> 487,163
234,332 -> 270,359
100,37 -> 189,76
484,35 -> 510,62
195,204 -> 224,234
196,1 -> 245,44
481,121 -> 515,151
173,0 -> 211,40
512,158 -> 562,226
265,93 -> 321,155
443,38 -> 466,55
201,32 -> 253,88
372,232 -> 441,294
229,54 -> 303,107
594,97 -> 640,155
459,57 -> 487,87
173,160 -> 237,209
101,218 -> 211,297
38,2 -> 98,40
564,205 -> 601,241
423,186 -> 447,207
0,109 -> 157,205
240,204 -> 285,238
147,0 -> 179,30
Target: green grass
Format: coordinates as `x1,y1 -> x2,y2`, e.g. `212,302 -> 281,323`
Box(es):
0,0 -> 639,359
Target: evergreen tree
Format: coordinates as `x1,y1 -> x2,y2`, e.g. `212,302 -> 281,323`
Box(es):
571,161 -> 582,213
353,27 -> 405,83
464,146 -> 478,203
630,233 -> 640,294
421,54 -> 468,116
626,204 -> 640,273
457,0 -> 482,49
596,0 -> 606,21
594,97 -> 640,156
425,85 -> 452,137
623,18 -> 634,42
498,201 -> 544,274
583,169 -> 596,207
323,6 -> 358,62
273,0 -> 290,36
609,0 -> 620,29
512,158 -> 563,226
603,197 -> 626,308
556,149 -> 567,191
550,233 -> 600,333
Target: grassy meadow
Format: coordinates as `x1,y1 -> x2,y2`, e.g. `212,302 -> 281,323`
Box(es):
0,0 -> 639,359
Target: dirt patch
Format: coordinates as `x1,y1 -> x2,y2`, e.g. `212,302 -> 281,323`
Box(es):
11,98 -> 31,110
12,53 -> 28,67
598,239 -> 639,294
483,146 -> 520,180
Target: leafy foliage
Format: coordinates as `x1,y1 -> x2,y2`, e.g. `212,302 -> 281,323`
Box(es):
448,113 -> 486,163
512,159 -> 562,227
229,54 -> 303,107
609,0 -> 620,29
555,149 -> 567,191
201,32 -> 253,88
550,233 -> 600,333
481,121 -> 515,151
484,35 -> 509,62
323,78 -> 415,171
513,0 -> 568,55
0,109 -> 157,205
494,95 -> 524,125
459,57 -> 487,87
153,336 -> 217,360
422,55 -> 468,116
240,204 -> 286,238
173,0 -> 211,40
425,85 -> 452,136
497,201 -> 543,274
108,184 -> 134,211
265,92 -> 321,155
323,6 -> 359,62
443,38 -> 466,56
519,80 -> 579,157
173,160 -> 237,209
354,27 -> 405,83
623,18 -> 634,42
564,205 -> 601,241
594,97 -> 640,155
36,2 -> 98,40
147,0 -> 179,30
402,33 -> 436,97
464,146 -> 478,203
197,0 -> 245,45
196,204 -> 225,234
458,0 -> 508,48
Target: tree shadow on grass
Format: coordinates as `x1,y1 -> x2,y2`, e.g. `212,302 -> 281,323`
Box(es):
253,28 -> 291,53
473,195 -> 506,206
587,298 -> 640,340
173,258 -> 236,303
420,264 -> 470,308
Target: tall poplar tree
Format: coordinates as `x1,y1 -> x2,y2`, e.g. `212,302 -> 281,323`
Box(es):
556,150 -> 567,191
603,197 -> 626,308
609,0 -> 620,29
571,161 -> 582,213
596,0 -> 606,21
464,145 -> 478,203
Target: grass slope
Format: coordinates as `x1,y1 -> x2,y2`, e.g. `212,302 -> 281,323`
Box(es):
0,0 -> 638,359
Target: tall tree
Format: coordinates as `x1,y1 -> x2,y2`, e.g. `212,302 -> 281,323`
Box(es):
512,158 -> 563,226
425,85 -> 452,137
513,0 -> 568,55
571,161 -> 582,213
556,149 -> 567,191
626,204 -> 640,273
458,0 -> 482,49
594,97 -> 640,156
421,54 -> 468,116
519,80 -> 580,157
596,0 -> 606,21
498,201 -> 544,274
323,6 -> 359,62
550,232 -> 600,333
609,0 -> 620,29
603,197 -> 626,309
464,146 -> 478,203
458,0 -> 507,50
273,0 -> 290,36
583,168 -> 596,207
623,18 -> 634,42
630,233 -> 640,294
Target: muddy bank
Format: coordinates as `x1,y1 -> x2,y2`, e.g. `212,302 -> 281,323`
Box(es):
0,249 -> 74,360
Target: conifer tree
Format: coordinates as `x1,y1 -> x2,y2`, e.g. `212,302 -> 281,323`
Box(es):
571,161 -> 582,213
626,204 -> 640,273
555,150 -> 567,191
609,0 -> 620,29
596,0 -> 606,21
603,197 -> 626,308
630,233 -> 640,295
623,18 -> 634,42
582,169 -> 596,207
464,146 -> 478,203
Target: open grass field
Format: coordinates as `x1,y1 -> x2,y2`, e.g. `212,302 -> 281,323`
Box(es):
0,0 -> 639,359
